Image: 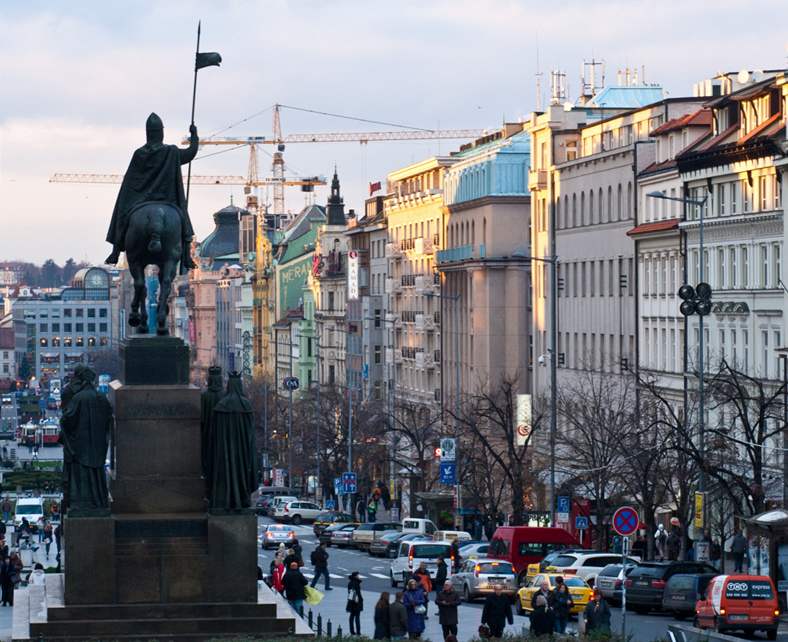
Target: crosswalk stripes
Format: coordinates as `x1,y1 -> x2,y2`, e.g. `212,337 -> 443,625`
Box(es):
369,573 -> 389,579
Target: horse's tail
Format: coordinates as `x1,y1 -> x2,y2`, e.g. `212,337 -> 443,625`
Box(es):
146,208 -> 164,254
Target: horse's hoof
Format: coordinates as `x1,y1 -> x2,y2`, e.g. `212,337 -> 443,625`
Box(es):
128,315 -> 140,327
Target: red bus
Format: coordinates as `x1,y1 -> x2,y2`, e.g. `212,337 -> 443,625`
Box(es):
488,526 -> 580,582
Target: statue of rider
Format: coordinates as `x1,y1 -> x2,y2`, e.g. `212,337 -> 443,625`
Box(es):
104,113 -> 198,273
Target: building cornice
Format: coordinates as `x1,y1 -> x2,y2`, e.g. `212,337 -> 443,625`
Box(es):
447,195 -> 530,213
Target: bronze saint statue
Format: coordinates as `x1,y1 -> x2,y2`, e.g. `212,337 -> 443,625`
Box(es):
200,365 -> 223,478
104,114 -> 198,335
60,366 -> 113,515
208,372 -> 256,511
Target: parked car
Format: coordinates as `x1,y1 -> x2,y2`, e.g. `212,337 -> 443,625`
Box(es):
489,526 -> 581,583
517,573 -> 592,616
625,561 -> 718,614
274,500 -> 322,524
662,573 -> 716,619
695,574 -> 779,639
596,563 -> 637,605
459,542 -> 491,561
546,551 -> 637,587
374,533 -> 433,559
260,524 -> 297,549
268,495 -> 297,517
401,517 -> 438,536
433,530 -> 472,543
312,511 -> 356,536
317,523 -> 358,546
352,522 -> 402,551
329,523 -> 359,548
255,496 -> 274,516
449,558 -> 517,602
369,530 -> 403,557
390,541 -> 453,587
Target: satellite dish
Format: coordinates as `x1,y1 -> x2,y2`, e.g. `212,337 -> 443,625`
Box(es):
563,101 -> 573,112
737,69 -> 750,84
753,70 -> 765,82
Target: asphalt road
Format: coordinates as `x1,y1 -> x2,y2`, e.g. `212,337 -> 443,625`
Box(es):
257,517 -> 788,641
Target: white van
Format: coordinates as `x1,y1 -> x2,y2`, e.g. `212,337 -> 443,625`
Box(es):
14,497 -> 44,528
390,540 -> 453,587
433,530 -> 472,543
401,518 -> 437,536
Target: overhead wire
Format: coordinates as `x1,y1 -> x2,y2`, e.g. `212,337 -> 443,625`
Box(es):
277,104 -> 432,132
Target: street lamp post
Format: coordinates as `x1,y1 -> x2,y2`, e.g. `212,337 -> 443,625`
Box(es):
647,190 -> 710,533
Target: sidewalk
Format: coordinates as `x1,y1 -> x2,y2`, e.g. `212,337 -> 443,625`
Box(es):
295,584 -> 530,641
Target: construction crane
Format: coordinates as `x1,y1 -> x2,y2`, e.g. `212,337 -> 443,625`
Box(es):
49,172 -> 324,188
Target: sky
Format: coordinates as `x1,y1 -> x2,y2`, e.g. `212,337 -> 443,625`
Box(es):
1,0 -> 787,265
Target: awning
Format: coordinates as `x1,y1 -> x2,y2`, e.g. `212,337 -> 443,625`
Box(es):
745,509 -> 788,529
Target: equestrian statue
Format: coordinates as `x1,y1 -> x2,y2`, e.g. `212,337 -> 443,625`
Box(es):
104,113 -> 198,335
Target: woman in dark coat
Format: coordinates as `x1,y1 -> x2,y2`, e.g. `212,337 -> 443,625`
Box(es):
402,578 -> 427,639
373,591 -> 391,639
346,572 -> 364,636
481,585 -> 513,638
529,592 -> 552,637
584,590 -> 612,635
0,556 -> 13,606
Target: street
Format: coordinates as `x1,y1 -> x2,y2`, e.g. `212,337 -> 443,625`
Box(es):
258,517 -> 788,642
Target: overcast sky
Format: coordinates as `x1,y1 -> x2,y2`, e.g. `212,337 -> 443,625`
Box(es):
1,0 -> 786,265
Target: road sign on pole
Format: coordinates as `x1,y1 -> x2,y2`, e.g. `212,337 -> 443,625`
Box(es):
439,437 -> 456,461
341,471 -> 357,494
556,495 -> 570,524
439,461 -> 457,485
613,506 -> 640,537
575,515 -> 589,530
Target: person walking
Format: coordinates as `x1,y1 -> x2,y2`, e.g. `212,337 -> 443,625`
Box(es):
1,498 -> 10,524
450,540 -> 462,573
43,521 -> 53,559
403,578 -> 427,639
584,589 -> 611,635
282,561 -> 308,614
481,584 -> 513,639
732,528 -> 747,572
413,562 -> 432,617
271,559 -> 285,594
389,591 -> 408,640
0,557 -> 13,606
434,557 -> 448,596
435,580 -> 460,641
373,591 -> 391,639
346,571 -> 364,636
54,522 -> 62,555
551,577 -> 574,634
310,542 -> 332,591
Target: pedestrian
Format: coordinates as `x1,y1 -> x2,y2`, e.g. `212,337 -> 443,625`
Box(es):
530,592 -> 553,637
403,578 -> 427,639
54,522 -> 62,555
346,571 -> 364,636
435,580 -> 460,641
667,522 -> 681,561
450,540 -> 462,573
389,591 -> 408,640
367,498 -> 377,523
481,584 -> 513,639
291,538 -> 304,566
28,563 -> 45,586
274,542 -> 286,566
0,539 -> 7,561
434,557 -> 448,596
43,521 -> 53,558
271,559 -> 285,594
583,589 -> 611,635
282,561 -> 308,614
473,516 -> 483,541
374,591 -> 391,639
654,524 -> 667,561
551,577 -> 574,634
710,535 -> 722,570
732,528 -> 747,572
283,546 -> 300,569
413,561 -> 432,616
0,557 -> 13,606
310,542 -> 332,591
1,498 -> 10,524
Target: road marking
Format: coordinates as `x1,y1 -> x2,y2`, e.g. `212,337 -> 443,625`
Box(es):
329,573 -> 343,579
369,573 -> 389,579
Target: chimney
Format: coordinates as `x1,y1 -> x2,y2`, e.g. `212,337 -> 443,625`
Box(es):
625,68 -> 631,87
633,67 -> 639,85
617,69 -> 623,86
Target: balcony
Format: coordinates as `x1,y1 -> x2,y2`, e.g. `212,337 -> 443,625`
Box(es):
435,244 -> 486,265
528,169 -> 547,190
385,278 -> 402,295
385,242 -> 403,259
415,313 -> 435,332
414,275 -> 437,295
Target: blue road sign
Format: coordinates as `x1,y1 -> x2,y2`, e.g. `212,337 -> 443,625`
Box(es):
325,499 -> 336,510
439,462 -> 457,485
341,471 -> 357,494
557,496 -> 570,514
612,506 -> 640,537
334,477 -> 342,496
575,515 -> 589,530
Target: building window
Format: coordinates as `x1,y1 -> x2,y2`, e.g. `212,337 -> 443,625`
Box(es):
64,323 -> 72,333
76,323 -> 84,332
729,248 -> 737,288
742,180 -> 751,213
87,337 -> 96,347
100,337 -> 108,346
741,246 -> 749,288
88,323 -> 96,332
64,309 -> 72,318
88,309 -> 96,318
52,337 -> 61,347
39,323 -> 48,333
374,346 -> 381,364
762,330 -> 769,378
772,243 -> 781,289
717,183 -> 726,216
39,338 -> 47,347
716,248 -> 725,289
76,337 -> 84,347
99,323 -> 107,333
731,182 -> 739,214
760,244 -> 768,288
760,175 -> 769,211
64,337 -> 72,347
99,308 -> 107,318
328,365 -> 335,384
76,309 -> 84,318
52,323 -> 60,332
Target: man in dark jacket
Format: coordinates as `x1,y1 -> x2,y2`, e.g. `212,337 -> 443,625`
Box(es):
310,542 -> 332,590
435,581 -> 461,640
434,557 -> 448,593
282,561 -> 308,613
481,584 -> 513,638
732,528 -> 747,572
389,592 -> 408,640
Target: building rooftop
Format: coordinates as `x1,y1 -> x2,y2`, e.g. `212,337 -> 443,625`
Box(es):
586,85 -> 665,109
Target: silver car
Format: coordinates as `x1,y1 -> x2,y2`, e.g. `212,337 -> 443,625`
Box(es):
260,524 -> 297,549
449,558 -> 517,602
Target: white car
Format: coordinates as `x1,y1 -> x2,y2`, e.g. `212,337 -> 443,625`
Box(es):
274,500 -> 322,525
546,552 -> 641,587
268,495 -> 298,516
390,540 -> 453,587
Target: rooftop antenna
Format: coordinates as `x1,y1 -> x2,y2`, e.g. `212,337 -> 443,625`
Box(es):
534,34 -> 543,111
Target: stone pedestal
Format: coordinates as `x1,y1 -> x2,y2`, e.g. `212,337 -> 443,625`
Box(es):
119,336 -> 189,385
16,339 -> 304,640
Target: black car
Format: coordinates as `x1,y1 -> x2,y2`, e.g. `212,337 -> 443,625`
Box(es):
319,522 -> 359,546
661,573 -> 717,619
626,562 -> 718,613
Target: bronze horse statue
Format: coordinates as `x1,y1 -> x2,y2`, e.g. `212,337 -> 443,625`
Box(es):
124,203 -> 184,335
104,113 -> 198,335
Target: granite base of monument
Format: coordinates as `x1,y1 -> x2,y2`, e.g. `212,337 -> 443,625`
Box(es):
12,338 -> 308,640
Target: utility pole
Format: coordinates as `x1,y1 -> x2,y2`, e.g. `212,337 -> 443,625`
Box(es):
347,384 -> 353,514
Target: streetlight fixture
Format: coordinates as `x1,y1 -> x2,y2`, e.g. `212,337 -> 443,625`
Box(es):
647,189 -> 711,536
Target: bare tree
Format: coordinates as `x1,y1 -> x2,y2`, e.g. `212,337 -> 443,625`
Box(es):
451,375 -> 540,526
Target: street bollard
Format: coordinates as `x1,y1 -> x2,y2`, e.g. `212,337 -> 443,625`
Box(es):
299,603 -> 304,618
317,613 -> 323,636
308,609 -> 313,628
337,625 -> 343,639
327,620 -> 332,638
